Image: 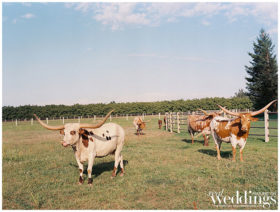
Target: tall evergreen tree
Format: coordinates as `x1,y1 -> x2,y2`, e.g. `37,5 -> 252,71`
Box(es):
245,29 -> 278,110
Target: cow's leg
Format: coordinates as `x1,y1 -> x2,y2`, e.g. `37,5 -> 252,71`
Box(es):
239,142 -> 246,162
211,128 -> 221,160
190,132 -> 194,144
231,137 -> 238,162
216,145 -> 221,160
75,154 -> 84,185
119,154 -> 125,177
232,146 -> 236,162
240,149 -> 244,162
87,153 -> 96,186
203,134 -> 209,146
216,141 -> 222,160
112,148 -> 122,178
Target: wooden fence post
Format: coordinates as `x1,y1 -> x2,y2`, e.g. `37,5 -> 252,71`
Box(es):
126,114 -> 128,121
31,118 -> 33,125
15,119 -> 18,127
78,117 -> 80,123
46,118 -> 48,124
264,109 -> 269,142
165,112 -> 168,131
169,112 -> 173,133
94,115 -> 96,122
177,112 -> 180,133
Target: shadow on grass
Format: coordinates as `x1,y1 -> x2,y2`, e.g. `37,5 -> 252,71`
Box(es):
70,160 -> 128,178
181,138 -> 205,145
134,132 -> 146,136
198,149 -> 232,158
253,137 -> 265,142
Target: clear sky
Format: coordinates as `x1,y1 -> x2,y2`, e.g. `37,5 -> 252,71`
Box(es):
2,2 -> 278,106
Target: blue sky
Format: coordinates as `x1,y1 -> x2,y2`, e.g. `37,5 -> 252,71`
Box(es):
2,2 -> 278,106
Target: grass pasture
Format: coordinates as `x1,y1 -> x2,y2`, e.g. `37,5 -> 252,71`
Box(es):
2,116 -> 278,209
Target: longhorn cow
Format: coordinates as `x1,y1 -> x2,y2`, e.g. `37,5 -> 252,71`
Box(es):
158,120 -> 163,129
34,110 -> 125,185
133,117 -> 147,135
187,110 -> 223,146
210,100 -> 277,162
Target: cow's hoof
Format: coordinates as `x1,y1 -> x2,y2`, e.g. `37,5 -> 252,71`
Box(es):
111,173 -> 116,179
88,178 -> 93,185
88,183 -> 93,187
78,177 -> 84,185
120,173 -> 124,177
217,157 -> 221,161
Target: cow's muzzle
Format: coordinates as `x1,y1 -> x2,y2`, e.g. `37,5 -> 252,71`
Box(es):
61,141 -> 70,147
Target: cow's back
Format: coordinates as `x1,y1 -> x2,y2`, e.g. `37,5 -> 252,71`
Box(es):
188,115 -> 211,133
87,123 -> 124,157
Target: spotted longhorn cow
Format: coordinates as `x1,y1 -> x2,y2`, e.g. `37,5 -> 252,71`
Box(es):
210,100 -> 277,162
34,110 -> 125,185
187,109 -> 223,146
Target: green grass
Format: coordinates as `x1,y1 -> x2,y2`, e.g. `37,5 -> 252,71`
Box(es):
2,116 -> 278,209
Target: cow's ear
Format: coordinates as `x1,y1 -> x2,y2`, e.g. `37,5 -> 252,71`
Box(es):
250,117 -> 259,122
60,129 -> 65,135
79,128 -> 85,135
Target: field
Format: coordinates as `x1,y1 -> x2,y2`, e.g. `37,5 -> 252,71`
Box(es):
2,116 -> 278,209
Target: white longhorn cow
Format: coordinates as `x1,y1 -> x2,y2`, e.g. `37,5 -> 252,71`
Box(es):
34,110 -> 125,185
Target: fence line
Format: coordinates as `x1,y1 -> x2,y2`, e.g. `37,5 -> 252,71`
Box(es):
5,110 -> 277,142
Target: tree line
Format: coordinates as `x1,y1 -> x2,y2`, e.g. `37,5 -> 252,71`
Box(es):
3,97 -> 253,120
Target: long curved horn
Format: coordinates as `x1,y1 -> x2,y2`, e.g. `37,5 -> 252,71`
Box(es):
79,110 -> 114,129
218,110 -> 224,115
217,105 -> 240,117
198,109 -> 209,116
34,114 -> 64,130
250,100 -> 277,116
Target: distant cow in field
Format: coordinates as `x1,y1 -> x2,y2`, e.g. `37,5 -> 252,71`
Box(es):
34,110 -> 126,185
211,100 -> 276,162
158,120 -> 163,129
187,109 -> 223,146
133,117 -> 146,135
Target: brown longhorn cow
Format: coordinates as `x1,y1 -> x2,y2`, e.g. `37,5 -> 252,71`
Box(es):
210,100 -> 277,162
133,117 -> 149,135
187,110 -> 223,146
158,120 -> 163,129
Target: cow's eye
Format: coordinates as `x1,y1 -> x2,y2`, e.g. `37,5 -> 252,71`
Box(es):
70,131 -> 76,135
60,129 -> 65,135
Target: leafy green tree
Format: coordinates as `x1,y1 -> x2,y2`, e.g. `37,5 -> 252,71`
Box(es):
245,29 -> 278,110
